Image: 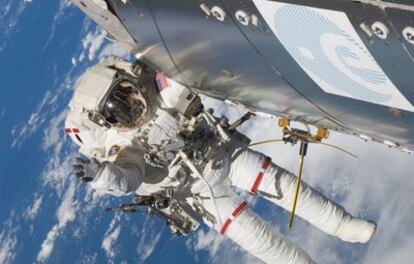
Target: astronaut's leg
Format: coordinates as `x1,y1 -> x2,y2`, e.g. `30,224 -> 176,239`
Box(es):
226,207 -> 314,264
229,149 -> 376,243
198,192 -> 314,264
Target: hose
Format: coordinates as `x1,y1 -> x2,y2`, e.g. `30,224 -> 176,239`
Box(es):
178,151 -> 223,227
249,139 -> 358,158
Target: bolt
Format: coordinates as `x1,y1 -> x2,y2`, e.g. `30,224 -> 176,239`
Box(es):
371,21 -> 389,40
403,27 -> 414,45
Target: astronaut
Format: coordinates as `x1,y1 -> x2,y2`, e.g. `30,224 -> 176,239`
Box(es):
65,57 -> 376,264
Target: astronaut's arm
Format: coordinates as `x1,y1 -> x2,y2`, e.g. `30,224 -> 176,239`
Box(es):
90,147 -> 145,196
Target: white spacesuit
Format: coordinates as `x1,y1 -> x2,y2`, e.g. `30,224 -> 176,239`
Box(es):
65,57 -> 376,264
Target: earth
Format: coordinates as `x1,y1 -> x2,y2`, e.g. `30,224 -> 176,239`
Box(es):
1,1 -> 414,264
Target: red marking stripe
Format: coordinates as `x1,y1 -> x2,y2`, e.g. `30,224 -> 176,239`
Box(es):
220,219 -> 232,235
250,157 -> 271,194
219,201 -> 248,235
231,201 -> 248,217
65,128 -> 80,134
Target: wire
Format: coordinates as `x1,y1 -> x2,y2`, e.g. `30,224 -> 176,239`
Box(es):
248,139 -> 284,147
249,139 -> 358,158
315,142 -> 358,158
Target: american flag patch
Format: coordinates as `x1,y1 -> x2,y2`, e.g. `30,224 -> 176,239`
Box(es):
155,73 -> 169,91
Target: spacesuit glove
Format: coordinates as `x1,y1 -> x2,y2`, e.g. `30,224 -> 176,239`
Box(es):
73,157 -> 102,183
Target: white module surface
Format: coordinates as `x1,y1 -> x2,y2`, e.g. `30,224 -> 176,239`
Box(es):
253,0 -> 414,112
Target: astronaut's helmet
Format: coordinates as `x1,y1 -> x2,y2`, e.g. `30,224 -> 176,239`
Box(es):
100,79 -> 148,129
67,58 -> 158,132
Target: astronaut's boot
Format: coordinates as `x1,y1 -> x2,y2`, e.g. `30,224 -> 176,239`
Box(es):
335,217 -> 376,243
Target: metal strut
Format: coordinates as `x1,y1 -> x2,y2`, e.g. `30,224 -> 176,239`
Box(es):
288,141 -> 308,229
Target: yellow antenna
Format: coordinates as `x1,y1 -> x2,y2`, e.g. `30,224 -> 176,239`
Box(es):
288,141 -> 308,229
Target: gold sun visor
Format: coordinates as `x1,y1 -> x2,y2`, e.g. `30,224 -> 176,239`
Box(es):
102,80 -> 148,129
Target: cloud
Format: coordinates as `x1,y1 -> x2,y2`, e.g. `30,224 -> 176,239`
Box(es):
14,15 -> 131,263
36,182 -> 77,263
42,0 -> 73,49
101,214 -> 121,261
0,0 -> 33,51
71,57 -> 77,66
10,5 -> 91,150
81,253 -> 98,264
0,108 -> 5,119
10,71 -> 77,149
134,217 -> 163,263
3,75 -> 79,263
0,210 -> 20,264
2,5 -> 130,264
239,118 -> 414,264
138,231 -> 161,263
10,90 -> 52,148
192,229 -> 225,256
102,226 -> 121,260
41,109 -> 68,151
0,233 -> 17,264
76,24 -> 132,65
81,27 -> 107,62
0,229 -> 18,264
24,195 -> 43,221
36,106 -> 80,197
98,41 -> 131,60
356,152 -> 414,264
186,228 -> 262,264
